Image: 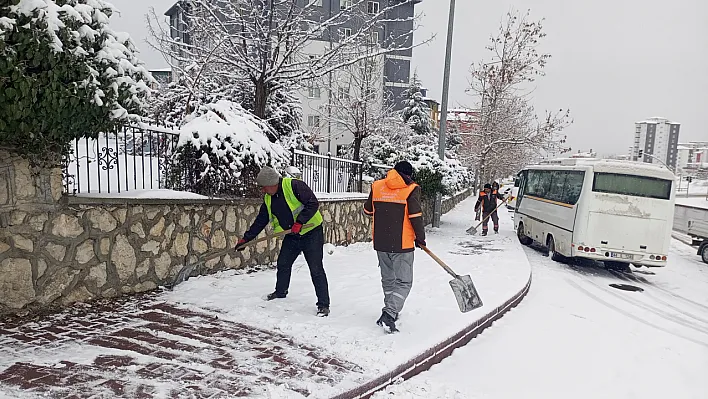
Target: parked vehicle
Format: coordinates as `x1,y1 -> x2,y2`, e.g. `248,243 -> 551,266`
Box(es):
673,202 -> 708,263
514,158 -> 676,270
505,177 -> 520,210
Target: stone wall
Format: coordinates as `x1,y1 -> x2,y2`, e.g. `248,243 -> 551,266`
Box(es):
0,152 -> 470,316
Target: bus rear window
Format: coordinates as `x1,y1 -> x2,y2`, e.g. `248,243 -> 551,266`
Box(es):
592,173 -> 672,200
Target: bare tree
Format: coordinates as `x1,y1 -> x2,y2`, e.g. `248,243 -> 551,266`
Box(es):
464,8 -> 572,185
147,0 -> 428,120
309,36 -> 397,161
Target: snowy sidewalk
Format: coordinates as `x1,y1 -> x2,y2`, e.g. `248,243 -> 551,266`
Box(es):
0,196 -> 531,398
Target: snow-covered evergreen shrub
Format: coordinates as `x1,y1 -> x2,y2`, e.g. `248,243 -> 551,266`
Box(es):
0,0 -> 152,164
164,100 -> 289,197
400,73 -> 433,137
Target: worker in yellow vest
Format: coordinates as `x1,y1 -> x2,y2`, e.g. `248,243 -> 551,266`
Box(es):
236,166 -> 330,317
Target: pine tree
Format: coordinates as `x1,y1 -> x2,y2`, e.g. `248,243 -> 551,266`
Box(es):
401,72 -> 433,137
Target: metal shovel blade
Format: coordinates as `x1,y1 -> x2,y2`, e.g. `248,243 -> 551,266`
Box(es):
449,274 -> 483,313
466,225 -> 479,235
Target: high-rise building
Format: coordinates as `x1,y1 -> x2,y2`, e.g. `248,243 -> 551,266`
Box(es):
631,117 -> 680,169
677,141 -> 708,172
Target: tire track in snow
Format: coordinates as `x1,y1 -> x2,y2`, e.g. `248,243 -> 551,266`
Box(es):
565,278 -> 708,349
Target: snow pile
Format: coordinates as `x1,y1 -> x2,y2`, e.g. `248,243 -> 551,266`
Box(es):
2,0 -> 153,120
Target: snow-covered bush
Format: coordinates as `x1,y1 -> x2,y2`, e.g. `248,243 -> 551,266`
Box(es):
401,73 -> 433,137
0,0 -> 152,164
164,100 -> 289,197
358,136 -> 471,198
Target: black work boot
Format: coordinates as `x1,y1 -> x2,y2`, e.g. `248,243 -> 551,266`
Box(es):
266,291 -> 287,301
376,311 -> 399,333
317,306 -> 330,317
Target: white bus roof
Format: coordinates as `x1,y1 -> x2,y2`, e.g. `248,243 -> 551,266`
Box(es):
526,158 -> 675,180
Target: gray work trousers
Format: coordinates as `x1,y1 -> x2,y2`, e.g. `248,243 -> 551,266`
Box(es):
377,251 -> 414,319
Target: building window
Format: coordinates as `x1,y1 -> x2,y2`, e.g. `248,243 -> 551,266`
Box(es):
339,27 -> 352,40
367,1 -> 380,14
308,115 -> 321,127
308,86 -> 321,99
369,31 -> 379,45
341,0 -> 353,10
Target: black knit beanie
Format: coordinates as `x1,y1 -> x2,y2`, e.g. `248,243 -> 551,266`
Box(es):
394,161 -> 414,177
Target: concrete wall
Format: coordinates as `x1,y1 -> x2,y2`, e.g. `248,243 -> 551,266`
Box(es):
0,152 -> 470,316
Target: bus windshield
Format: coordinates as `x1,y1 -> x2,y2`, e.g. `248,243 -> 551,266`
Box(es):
592,172 -> 672,200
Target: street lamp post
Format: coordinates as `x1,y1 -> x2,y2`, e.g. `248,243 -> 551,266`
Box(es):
433,0 -> 456,228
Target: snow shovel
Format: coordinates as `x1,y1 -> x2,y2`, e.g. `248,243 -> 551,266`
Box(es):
466,197 -> 510,235
420,245 -> 483,313
169,224 -> 314,289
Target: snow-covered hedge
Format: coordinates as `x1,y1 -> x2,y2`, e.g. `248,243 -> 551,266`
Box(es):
0,0 -> 152,164
164,100 -> 289,197
359,135 -> 472,197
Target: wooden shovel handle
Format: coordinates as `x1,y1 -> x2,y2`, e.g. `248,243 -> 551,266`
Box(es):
202,223 -> 315,263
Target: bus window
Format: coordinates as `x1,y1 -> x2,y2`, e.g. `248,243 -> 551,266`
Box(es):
592,173 -> 672,200
562,171 -> 585,205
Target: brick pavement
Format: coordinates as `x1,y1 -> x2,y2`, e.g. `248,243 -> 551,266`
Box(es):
0,292 -> 363,398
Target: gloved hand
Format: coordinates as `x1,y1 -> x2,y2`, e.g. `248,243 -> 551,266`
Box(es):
475,211 -> 480,221
235,238 -> 248,251
415,238 -> 426,249
290,222 -> 303,235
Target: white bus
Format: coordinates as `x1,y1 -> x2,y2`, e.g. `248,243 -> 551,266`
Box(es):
513,158 -> 676,270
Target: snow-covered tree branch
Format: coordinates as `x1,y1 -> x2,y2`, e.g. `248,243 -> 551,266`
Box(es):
147,0 -> 430,120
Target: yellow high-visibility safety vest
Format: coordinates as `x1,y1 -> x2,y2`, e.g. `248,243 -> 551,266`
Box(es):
264,178 -> 323,234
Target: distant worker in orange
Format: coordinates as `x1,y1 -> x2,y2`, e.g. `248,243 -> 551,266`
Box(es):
475,183 -> 505,236
363,161 -> 426,333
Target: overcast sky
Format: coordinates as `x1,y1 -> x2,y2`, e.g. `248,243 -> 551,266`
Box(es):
108,0 -> 707,155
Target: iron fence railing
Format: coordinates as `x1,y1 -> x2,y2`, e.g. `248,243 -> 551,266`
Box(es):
62,123 -> 181,195
291,149 -> 367,193
62,123 -> 391,196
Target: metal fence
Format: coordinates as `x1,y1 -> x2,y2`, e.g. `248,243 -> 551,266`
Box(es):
62,123 -> 181,195
62,124 -> 390,196
291,150 -> 365,193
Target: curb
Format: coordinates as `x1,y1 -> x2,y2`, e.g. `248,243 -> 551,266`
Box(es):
329,272 -> 533,399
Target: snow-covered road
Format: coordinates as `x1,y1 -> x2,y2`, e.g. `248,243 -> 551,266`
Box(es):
375,238 -> 708,398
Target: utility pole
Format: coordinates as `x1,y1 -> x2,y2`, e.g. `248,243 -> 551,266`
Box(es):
433,0 -> 456,228
326,0 -> 334,154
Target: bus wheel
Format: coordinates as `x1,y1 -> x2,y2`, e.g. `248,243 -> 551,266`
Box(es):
547,236 -> 564,262
517,223 -> 532,246
701,245 -> 708,264
605,261 -> 631,273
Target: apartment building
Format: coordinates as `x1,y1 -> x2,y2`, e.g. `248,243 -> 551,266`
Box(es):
631,116 -> 680,169
164,0 -> 423,155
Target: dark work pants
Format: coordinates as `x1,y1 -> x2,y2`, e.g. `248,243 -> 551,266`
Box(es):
274,225 -> 330,308
482,211 -> 499,232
